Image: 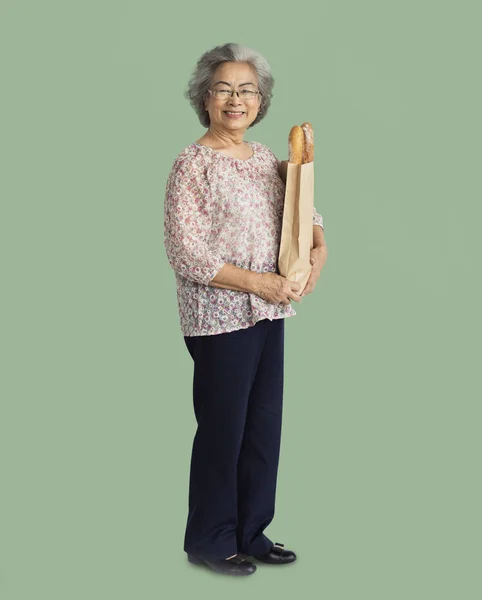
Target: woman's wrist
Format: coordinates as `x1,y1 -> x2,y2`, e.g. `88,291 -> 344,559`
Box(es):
246,271 -> 261,295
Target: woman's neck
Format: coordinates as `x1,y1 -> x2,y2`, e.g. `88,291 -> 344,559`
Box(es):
198,128 -> 246,149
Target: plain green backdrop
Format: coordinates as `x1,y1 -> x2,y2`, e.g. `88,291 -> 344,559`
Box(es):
1,0 -> 481,598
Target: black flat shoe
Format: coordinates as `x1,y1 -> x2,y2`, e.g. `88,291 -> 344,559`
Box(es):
252,542 -> 297,564
188,553 -> 257,575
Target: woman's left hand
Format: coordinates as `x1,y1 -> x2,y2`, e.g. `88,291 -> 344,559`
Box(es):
301,245 -> 328,297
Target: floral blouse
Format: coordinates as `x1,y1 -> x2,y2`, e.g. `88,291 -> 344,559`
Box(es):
163,141 -> 324,337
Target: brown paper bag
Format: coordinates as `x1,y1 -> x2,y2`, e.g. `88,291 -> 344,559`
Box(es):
278,161 -> 314,293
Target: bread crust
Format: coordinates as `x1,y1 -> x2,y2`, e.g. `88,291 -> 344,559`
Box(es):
301,122 -> 314,163
288,125 -> 304,164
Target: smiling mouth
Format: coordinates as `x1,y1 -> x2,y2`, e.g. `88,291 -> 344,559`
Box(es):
224,111 -> 245,115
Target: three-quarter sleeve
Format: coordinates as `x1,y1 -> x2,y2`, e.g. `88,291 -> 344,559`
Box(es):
313,206 -> 324,229
164,160 -> 225,286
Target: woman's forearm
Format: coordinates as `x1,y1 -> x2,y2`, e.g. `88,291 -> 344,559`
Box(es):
209,263 -> 260,294
313,224 -> 325,248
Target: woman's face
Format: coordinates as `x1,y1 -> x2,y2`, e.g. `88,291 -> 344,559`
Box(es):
204,62 -> 261,134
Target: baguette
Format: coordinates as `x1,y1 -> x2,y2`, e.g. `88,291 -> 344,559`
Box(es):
288,125 -> 304,164
301,122 -> 314,163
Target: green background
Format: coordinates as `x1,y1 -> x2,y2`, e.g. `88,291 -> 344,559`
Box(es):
1,0 -> 481,598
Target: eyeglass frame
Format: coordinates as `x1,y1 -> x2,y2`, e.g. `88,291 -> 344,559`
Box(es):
207,88 -> 262,101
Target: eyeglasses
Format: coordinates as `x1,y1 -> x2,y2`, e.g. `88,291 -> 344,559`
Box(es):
207,88 -> 261,101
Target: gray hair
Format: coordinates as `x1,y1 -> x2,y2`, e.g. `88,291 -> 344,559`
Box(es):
185,43 -> 274,129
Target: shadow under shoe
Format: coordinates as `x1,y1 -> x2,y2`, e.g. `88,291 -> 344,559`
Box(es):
188,553 -> 257,575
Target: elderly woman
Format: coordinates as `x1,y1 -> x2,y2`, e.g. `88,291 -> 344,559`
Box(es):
164,43 -> 327,576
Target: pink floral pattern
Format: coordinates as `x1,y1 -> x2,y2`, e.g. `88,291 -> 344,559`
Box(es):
164,141 -> 324,336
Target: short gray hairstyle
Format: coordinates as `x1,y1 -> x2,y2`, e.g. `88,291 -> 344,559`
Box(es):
185,43 -> 274,129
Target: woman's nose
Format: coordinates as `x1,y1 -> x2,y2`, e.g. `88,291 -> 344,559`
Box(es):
228,94 -> 242,105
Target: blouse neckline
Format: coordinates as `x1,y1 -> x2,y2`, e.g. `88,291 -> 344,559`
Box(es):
192,141 -> 256,163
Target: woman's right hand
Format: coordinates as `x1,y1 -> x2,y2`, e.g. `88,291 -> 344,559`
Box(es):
251,272 -> 302,306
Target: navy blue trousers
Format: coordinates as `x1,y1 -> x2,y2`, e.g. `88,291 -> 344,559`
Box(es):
183,317 -> 285,560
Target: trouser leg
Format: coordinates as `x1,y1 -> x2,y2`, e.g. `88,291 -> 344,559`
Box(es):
236,318 -> 285,556
182,321 -> 267,561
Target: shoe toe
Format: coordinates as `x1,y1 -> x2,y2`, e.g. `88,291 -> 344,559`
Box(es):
254,542 -> 297,564
282,549 -> 296,562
